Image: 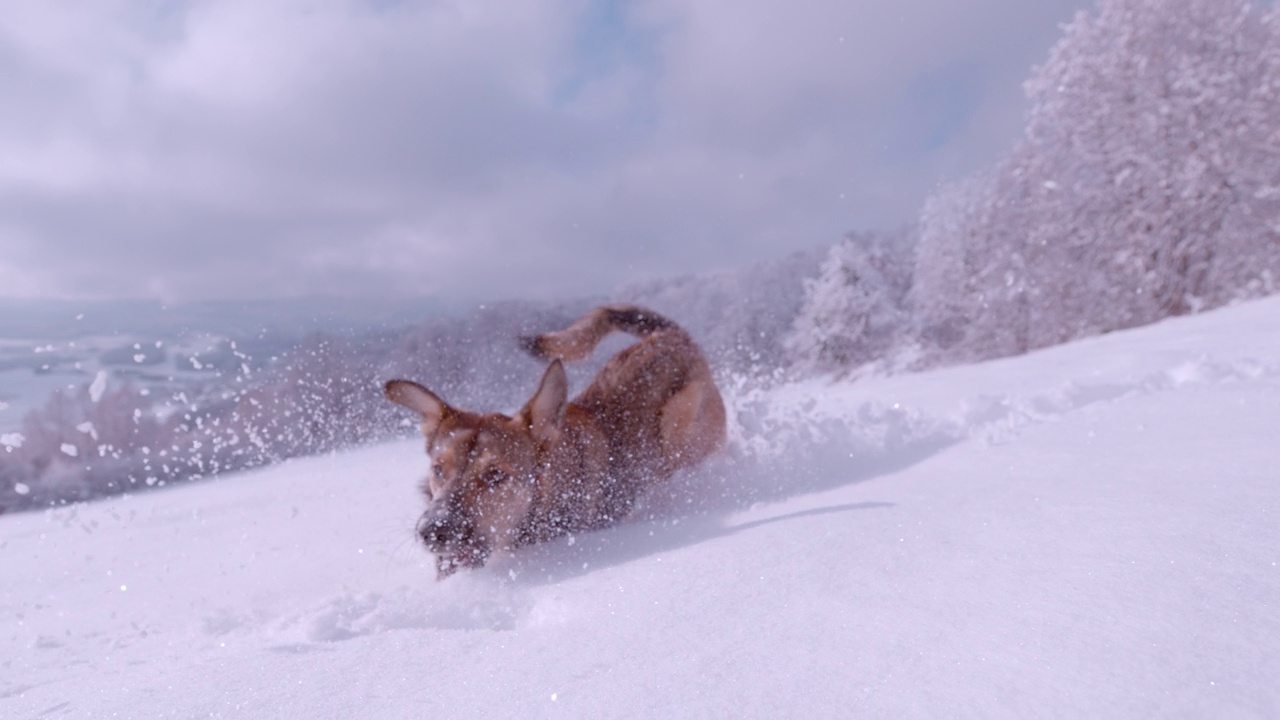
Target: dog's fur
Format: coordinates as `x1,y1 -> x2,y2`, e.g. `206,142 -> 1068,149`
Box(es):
384,305 -> 726,577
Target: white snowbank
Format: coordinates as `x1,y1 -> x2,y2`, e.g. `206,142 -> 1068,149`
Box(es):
3,297 -> 1280,717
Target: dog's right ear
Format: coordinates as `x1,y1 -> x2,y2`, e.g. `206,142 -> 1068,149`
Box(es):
523,360 -> 568,443
385,380 -> 450,436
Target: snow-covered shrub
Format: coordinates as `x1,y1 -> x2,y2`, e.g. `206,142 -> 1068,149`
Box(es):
0,381 -> 171,509
912,0 -> 1280,364
785,229 -> 917,375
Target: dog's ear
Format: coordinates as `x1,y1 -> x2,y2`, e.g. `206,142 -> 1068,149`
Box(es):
523,360 -> 567,443
385,380 -> 451,436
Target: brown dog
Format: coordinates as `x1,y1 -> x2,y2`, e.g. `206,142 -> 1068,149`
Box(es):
384,305 -> 727,577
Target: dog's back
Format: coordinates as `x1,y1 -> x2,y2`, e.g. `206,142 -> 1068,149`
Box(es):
524,305 -> 726,522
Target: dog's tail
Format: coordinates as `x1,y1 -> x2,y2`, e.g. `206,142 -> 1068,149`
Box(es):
520,305 -> 682,362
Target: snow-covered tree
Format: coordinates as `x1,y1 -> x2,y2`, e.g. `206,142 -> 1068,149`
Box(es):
911,168 -> 1031,362
912,0 -> 1280,365
786,230 -> 916,374
1024,0 -> 1279,323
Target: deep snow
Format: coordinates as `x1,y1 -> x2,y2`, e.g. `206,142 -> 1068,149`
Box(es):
4,297 -> 1280,718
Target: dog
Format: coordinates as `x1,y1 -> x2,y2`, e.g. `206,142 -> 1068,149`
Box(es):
384,305 -> 726,577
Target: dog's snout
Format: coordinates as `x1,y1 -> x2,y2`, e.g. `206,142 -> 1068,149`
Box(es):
416,507 -> 465,548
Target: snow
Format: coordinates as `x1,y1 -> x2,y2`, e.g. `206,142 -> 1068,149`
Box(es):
88,371 -> 107,404
4,297 -> 1280,718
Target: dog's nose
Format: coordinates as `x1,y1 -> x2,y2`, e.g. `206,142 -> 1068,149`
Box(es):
416,514 -> 444,543
417,510 -> 463,547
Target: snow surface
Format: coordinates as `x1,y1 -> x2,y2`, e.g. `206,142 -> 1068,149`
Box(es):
4,297 -> 1280,718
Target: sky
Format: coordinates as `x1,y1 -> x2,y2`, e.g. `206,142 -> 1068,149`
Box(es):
0,0 -> 1090,303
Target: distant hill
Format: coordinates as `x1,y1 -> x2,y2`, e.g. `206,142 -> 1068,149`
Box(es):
0,296 -> 450,341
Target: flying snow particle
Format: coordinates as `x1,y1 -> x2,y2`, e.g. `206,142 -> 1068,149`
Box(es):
1,432 -> 23,451
61,443 -> 78,457
13,482 -> 30,495
76,421 -> 98,441
89,371 -> 108,402
133,354 -> 146,363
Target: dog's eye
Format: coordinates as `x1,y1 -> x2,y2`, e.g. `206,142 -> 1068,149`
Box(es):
432,463 -> 445,478
481,468 -> 508,488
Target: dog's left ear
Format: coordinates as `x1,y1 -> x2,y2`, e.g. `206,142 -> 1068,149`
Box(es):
384,379 -> 451,436
522,360 -> 567,443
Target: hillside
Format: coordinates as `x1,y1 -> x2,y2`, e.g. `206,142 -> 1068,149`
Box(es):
3,295 -> 1279,717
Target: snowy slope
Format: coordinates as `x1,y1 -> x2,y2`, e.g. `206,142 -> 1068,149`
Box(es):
4,297 -> 1280,718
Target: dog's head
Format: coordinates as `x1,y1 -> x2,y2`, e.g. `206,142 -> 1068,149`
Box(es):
384,361 -> 568,578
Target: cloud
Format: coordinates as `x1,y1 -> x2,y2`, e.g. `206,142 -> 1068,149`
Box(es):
0,0 -> 1088,302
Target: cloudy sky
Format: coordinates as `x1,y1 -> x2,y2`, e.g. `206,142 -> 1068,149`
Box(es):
0,0 -> 1089,303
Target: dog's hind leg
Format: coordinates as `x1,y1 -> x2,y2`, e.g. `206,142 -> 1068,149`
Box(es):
658,363 -> 727,474
520,305 -> 679,362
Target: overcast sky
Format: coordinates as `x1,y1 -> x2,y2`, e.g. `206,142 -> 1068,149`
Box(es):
0,0 -> 1090,303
